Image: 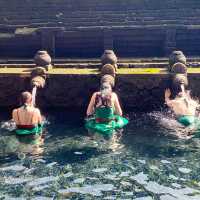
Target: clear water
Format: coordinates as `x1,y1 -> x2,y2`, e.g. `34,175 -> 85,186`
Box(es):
0,109 -> 200,199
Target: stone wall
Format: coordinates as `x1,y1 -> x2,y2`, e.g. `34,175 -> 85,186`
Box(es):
0,0 -> 200,58
1,72 -> 200,111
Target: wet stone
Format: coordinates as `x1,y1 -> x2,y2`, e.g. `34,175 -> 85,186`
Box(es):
0,165 -> 26,172
130,172 -> 148,185
92,168 -> 108,173
58,184 -> 115,197
178,167 -> 191,174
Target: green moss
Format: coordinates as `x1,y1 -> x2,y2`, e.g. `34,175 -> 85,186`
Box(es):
0,67 -> 200,76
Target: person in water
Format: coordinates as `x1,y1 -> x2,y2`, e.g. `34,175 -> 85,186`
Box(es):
85,82 -> 128,136
12,91 -> 43,135
165,88 -> 200,134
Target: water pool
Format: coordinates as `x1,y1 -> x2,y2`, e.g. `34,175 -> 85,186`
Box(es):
0,110 -> 200,199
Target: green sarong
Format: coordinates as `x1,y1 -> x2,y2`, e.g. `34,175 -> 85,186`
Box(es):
85,107 -> 128,135
177,116 -> 200,127
15,124 -> 43,135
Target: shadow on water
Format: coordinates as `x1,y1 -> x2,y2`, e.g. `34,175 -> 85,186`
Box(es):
46,147 -> 108,165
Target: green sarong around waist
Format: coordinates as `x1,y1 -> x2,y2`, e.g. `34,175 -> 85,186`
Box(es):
15,124 -> 43,135
85,107 -> 128,135
177,115 -> 200,127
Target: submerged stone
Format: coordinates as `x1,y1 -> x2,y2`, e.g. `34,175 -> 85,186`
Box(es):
0,164 -> 26,172
32,184 -> 51,192
178,167 -> 191,174
130,172 -> 148,185
119,171 -> 131,177
161,160 -> 171,164
27,176 -> 59,187
4,177 -> 32,185
58,184 -> 115,197
160,195 -> 177,200
92,168 -> 108,173
149,165 -> 160,171
134,197 -> 153,200
46,162 -> 57,167
73,178 -> 85,184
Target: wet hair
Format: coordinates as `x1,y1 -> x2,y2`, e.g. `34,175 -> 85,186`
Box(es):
95,82 -> 112,107
21,91 -> 32,105
100,82 -> 112,94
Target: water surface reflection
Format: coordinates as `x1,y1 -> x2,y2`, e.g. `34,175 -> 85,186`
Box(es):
0,110 -> 200,199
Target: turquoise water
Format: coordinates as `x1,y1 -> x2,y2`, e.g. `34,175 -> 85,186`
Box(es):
0,110 -> 200,199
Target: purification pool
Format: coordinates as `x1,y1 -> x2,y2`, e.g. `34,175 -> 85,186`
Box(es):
0,109 -> 200,200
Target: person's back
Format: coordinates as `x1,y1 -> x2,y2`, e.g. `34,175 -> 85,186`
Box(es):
12,105 -> 42,126
170,96 -> 198,116
87,82 -> 122,117
165,89 -> 198,117
85,82 -> 128,136
12,92 -> 42,135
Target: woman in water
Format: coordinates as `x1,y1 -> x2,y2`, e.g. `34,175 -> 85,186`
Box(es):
85,81 -> 128,136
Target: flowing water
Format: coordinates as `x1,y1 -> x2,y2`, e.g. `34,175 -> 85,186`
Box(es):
32,86 -> 37,107
0,109 -> 200,199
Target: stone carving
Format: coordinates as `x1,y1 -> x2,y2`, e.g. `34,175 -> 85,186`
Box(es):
169,51 -> 186,71
172,74 -> 188,91
101,64 -> 116,77
30,67 -> 47,88
101,50 -> 117,70
34,50 -> 52,70
171,62 -> 187,74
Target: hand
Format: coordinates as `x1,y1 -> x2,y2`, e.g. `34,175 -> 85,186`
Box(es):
165,88 -> 171,99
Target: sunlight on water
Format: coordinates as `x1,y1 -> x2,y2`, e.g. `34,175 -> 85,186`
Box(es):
0,110 -> 200,199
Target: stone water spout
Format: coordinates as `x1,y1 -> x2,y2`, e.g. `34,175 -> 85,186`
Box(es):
30,67 -> 47,89
30,67 -> 47,106
169,61 -> 188,95
168,50 -> 186,72
34,50 -> 52,70
101,50 -> 118,71
101,64 -> 116,88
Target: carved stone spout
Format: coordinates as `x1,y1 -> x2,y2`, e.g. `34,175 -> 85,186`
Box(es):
30,67 -> 47,88
171,62 -> 187,74
101,64 -> 116,77
34,50 -> 52,70
101,50 -> 117,70
169,50 -> 186,71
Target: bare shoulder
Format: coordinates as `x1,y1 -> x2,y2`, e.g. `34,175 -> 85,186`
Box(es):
34,108 -> 41,114
12,108 -> 18,114
112,92 -> 118,99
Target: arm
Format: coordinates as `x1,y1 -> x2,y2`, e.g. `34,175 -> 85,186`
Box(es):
86,93 -> 97,116
34,108 -> 42,124
12,109 -> 18,124
165,88 -> 173,108
113,93 -> 123,116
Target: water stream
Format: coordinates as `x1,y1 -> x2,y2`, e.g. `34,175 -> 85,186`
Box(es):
32,86 -> 37,106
